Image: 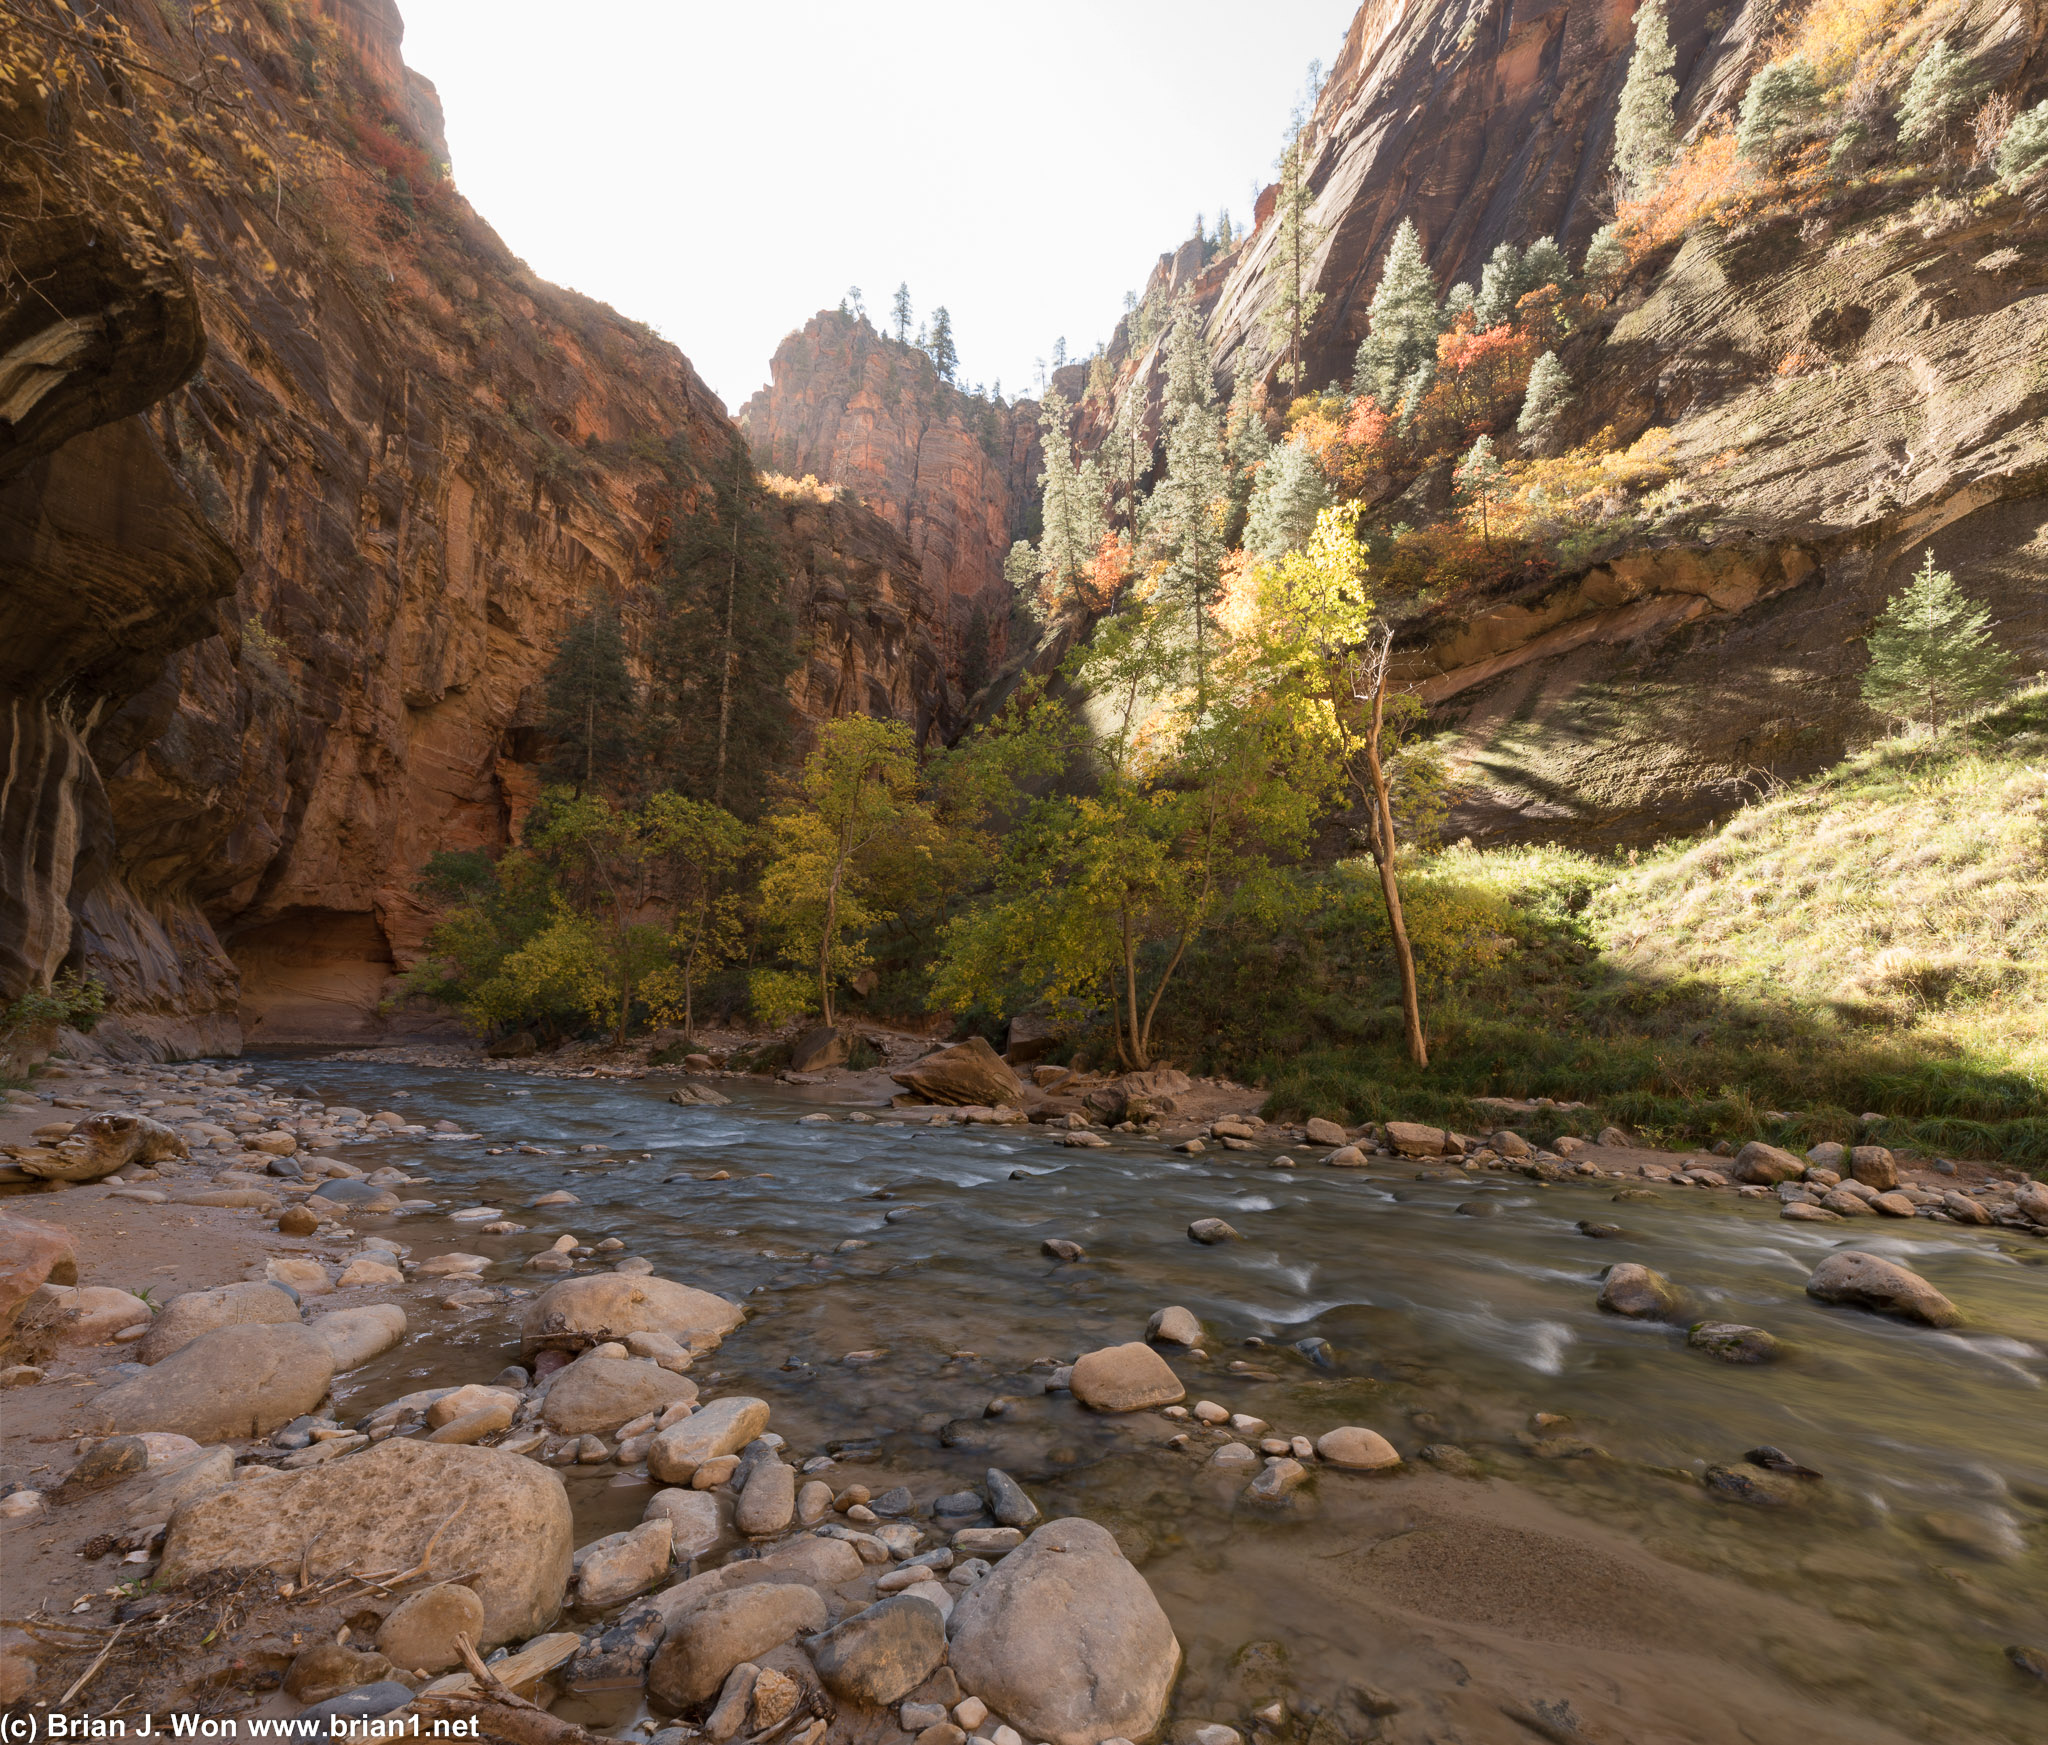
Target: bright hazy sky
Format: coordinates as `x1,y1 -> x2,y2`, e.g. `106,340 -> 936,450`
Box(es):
398,1 -> 1358,413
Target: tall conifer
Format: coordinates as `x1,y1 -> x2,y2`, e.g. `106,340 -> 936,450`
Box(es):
1614,0 -> 1679,196
1353,220 -> 1440,403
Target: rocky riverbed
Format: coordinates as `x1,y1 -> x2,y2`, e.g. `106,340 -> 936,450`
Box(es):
2,1049 -> 2045,1743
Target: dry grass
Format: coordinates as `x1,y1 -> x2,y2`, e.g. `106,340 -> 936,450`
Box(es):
1596,685 -> 2048,1083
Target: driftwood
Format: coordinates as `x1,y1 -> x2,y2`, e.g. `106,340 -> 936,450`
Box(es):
405,1634 -> 614,1745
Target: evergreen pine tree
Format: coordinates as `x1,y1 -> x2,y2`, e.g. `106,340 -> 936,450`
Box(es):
891,282 -> 913,343
1861,551 -> 2008,732
1613,0 -> 1679,196
1262,131 -> 1328,387
1897,39 -> 1984,155
1516,350 -> 1572,453
1242,440 -> 1332,562
1394,357 -> 1436,438
1996,98 -> 2048,181
927,306 -> 959,382
652,434 -> 796,816
1223,379 -> 1272,545
1454,434 -> 1509,541
1521,237 -> 1570,294
1472,242 -> 1528,329
1149,301 -> 1229,696
845,285 -> 866,323
1583,224 -> 1628,288
1441,281 -> 1477,328
1353,219 -> 1440,403
1035,389 -> 1105,611
541,603 -> 639,794
1737,56 -> 1821,162
1216,208 -> 1235,251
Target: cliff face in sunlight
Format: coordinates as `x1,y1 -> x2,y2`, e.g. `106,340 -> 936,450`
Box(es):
739,311 -> 1043,701
1091,0 -> 2048,846
0,0 -> 954,1055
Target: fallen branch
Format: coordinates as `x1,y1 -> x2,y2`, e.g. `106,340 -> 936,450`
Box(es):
57,1620 -> 126,1708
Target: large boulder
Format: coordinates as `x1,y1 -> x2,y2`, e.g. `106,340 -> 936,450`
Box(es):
312,1305 -> 408,1372
17,1112 -> 187,1183
0,1212 -> 77,1347
543,1356 -> 696,1435
788,1025 -> 850,1072
1596,1263 -> 1683,1320
159,1439 -> 572,1646
86,1323 -> 335,1440
646,1396 -> 770,1484
1070,1343 -> 1184,1412
520,1275 -> 743,1359
807,1594 -> 947,1706
1805,1251 -> 1961,1327
1732,1142 -> 1805,1186
890,1037 -> 1022,1107
647,1583 -> 827,1711
139,1281 -> 302,1365
1849,1146 -> 1900,1191
948,1518 -> 1180,1745
1385,1121 -> 1451,1158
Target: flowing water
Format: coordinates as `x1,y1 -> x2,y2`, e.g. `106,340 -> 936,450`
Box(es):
267,1055 -> 2047,1744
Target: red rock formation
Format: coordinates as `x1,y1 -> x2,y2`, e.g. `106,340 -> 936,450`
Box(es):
0,0 -> 955,1054
739,311 -> 1039,687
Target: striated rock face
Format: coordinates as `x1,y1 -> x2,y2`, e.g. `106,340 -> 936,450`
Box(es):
1099,0 -> 2048,846
0,0 -> 955,1054
740,311 -> 1041,694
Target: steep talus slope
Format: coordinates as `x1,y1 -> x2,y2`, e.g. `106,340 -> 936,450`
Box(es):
739,311 -> 1042,694
1181,0 -> 2048,845
0,0 -> 951,1055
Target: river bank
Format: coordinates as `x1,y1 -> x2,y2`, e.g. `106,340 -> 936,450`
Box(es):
2,1048 -> 2045,1743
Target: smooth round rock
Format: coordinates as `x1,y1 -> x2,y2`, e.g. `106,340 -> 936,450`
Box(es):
1805,1251 -> 1961,1327
1069,1343 -> 1185,1412
1316,1427 -> 1402,1471
1596,1262 -> 1681,1320
375,1582 -> 484,1674
1147,1305 -> 1200,1346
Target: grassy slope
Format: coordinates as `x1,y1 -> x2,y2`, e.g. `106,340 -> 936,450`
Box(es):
1195,687 -> 2048,1166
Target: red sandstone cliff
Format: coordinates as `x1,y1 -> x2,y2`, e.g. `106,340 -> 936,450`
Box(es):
0,0 -> 953,1054
739,311 -> 1042,692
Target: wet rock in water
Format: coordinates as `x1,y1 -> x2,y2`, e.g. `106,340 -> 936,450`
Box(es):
285,1643 -> 398,1704
138,1280 -> 301,1365
1744,1445 -> 1822,1478
1455,1199 -> 1499,1218
1070,1342 -> 1185,1411
935,1489 -> 982,1519
521,1273 -> 744,1359
949,1516 -> 1181,1745
1730,1141 -> 1805,1186
544,1355 -> 697,1436
647,1396 -> 772,1483
1576,1220 -> 1625,1239
1781,1202 -> 1843,1223
648,1583 -> 828,1710
735,1460 -> 797,1535
1704,1462 -> 1802,1505
645,1485 -> 724,1557
891,1037 -> 1024,1107
570,1600 -> 670,1689
1041,1238 -> 1086,1262
808,1593 -> 948,1706
985,1467 -> 1041,1528
1323,1146 -> 1364,1167
1596,1262 -> 1682,1320
1316,1427 -> 1401,1471
1849,1145 -> 1900,1191
376,1581 -> 484,1674
1418,1443 -> 1480,1477
312,1304 -> 407,1372
1820,1187 -> 1876,1217
1805,1251 -> 1961,1327
2004,1643 -> 2048,1682
1148,1305 -> 1201,1346
939,1417 -> 997,1451
1245,1458 -> 1309,1503
1943,1192 -> 1993,1226
160,1439 -> 571,1646
1209,1442 -> 1259,1469
1870,1190 -> 1916,1218
426,1384 -> 522,1429
418,1253 -> 491,1278
1304,1118 -> 1348,1148
575,1517 -> 674,1607
87,1322 -> 334,1441
1688,1323 -> 1780,1364
1187,1218 -> 1241,1244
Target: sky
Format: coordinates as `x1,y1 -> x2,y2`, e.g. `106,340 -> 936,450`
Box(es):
397,1 -> 1358,413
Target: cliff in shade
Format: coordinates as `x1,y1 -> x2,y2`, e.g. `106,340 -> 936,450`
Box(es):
0,0 -> 957,1058
740,311 -> 1044,699
1105,0 -> 2048,846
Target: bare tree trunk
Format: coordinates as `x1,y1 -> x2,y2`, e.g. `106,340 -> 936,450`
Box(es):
1358,633 -> 1428,1068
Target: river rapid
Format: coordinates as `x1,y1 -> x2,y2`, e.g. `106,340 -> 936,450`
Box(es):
268,1054 -> 2048,1745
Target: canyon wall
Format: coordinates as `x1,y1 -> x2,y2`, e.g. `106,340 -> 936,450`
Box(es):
739,312 -> 1041,699
1117,0 -> 2048,845
0,0 -> 952,1056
